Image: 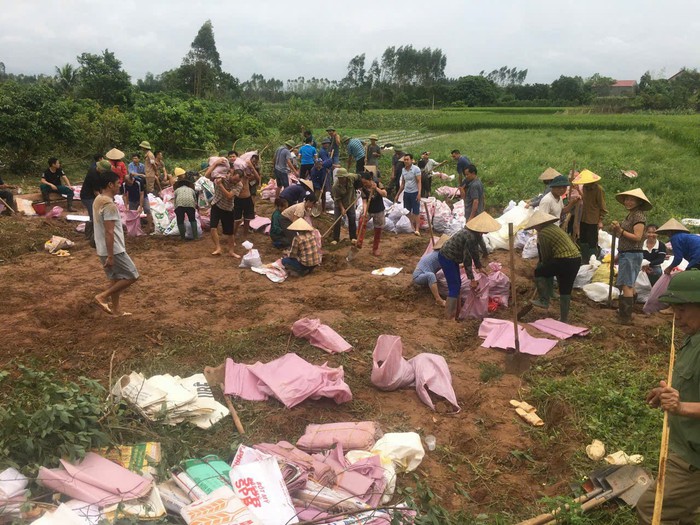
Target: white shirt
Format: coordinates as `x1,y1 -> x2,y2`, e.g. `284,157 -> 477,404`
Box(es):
538,192 -> 564,225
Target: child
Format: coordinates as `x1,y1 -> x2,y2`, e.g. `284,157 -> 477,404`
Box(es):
121,174 -> 143,211
270,198 -> 289,248
173,178 -> 198,240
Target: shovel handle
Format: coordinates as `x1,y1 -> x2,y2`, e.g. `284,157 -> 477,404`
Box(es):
607,234 -> 616,307
219,383 -> 245,435
515,489 -> 603,525
321,194 -> 360,239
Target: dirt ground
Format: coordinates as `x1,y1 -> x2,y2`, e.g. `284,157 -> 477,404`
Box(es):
0,200 -> 670,518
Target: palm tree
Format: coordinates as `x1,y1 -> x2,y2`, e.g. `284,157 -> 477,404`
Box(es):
54,64 -> 79,94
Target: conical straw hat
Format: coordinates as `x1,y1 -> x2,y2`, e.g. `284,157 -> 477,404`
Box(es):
615,188 -> 653,211
538,167 -> 561,181
300,179 -> 314,192
522,211 -> 559,230
434,234 -> 451,250
656,218 -> 689,235
105,148 -> 124,160
288,218 -> 314,232
573,169 -> 601,185
466,211 -> 501,233
173,167 -> 186,177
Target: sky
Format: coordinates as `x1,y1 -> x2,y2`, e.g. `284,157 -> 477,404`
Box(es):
1,0 -> 699,85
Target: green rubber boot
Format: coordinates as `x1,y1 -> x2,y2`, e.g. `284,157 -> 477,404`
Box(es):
547,277 -> 559,299
177,220 -> 186,240
559,295 -> 571,323
532,277 -> 551,308
189,220 -> 199,240
445,297 -> 459,320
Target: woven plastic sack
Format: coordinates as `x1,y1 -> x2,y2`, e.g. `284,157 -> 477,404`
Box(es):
296,422 -> 382,452
395,215 -> 413,234
292,318 -> 352,354
124,210 -> 145,237
643,273 -> 672,314
583,282 -> 620,302
487,262 -> 510,307
408,353 -> 460,412
459,273 -> 490,320
370,335 -> 415,391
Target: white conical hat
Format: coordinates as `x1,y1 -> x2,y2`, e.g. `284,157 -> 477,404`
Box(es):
522,211 -> 559,230
656,218 -> 689,235
466,212 -> 501,233
288,218 -> 313,232
615,188 -> 652,211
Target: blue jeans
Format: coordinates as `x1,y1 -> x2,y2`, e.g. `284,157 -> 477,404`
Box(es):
438,252 -> 461,298
617,251 -> 644,288
282,257 -> 314,276
412,269 -> 437,287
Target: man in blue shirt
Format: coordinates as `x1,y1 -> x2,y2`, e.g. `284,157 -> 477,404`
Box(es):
344,137 -> 366,173
280,179 -> 314,206
657,219 -> 700,273
298,137 -> 318,180
459,163 -> 488,257
451,149 -> 472,186
274,140 -> 299,198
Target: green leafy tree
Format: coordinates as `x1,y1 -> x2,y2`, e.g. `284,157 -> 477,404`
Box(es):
182,20 -> 222,97
343,53 -> 366,88
76,49 -> 132,107
54,63 -> 80,94
482,66 -> 528,87
450,75 -> 500,106
550,75 -> 586,103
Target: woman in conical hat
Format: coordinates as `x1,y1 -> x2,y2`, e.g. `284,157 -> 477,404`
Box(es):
611,188 -> 652,325
656,218 -> 700,274
573,169 -> 607,261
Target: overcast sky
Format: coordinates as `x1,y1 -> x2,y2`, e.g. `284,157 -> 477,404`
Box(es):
1,0 -> 698,85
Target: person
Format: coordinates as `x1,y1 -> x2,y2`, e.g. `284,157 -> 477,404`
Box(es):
210,169 -> 243,258
459,163 -> 488,256
40,157 -> 75,211
418,151 -> 441,198
438,212 -> 498,319
536,175 -> 581,226
173,176 -> 198,241
525,167 -> 560,209
656,218 -> 700,273
388,145 -> 404,197
359,171 -> 387,256
126,153 -> 153,233
270,198 -> 289,249
344,136 -> 366,173
0,171 -> 17,214
80,155 -> 104,241
279,179 -> 314,206
395,154 -> 422,236
154,150 -> 171,189
232,168 -> 257,237
120,164 -> 144,212
413,235 -> 449,306
311,155 -> 332,211
331,168 -> 359,245
273,140 -> 298,198
573,169 -> 607,261
635,269 -> 700,525
281,194 -> 317,244
106,148 -> 127,184
140,141 -> 159,197
303,129 -> 317,150
298,137 -> 318,179
128,153 -> 145,180
282,218 -> 322,276
326,127 -> 341,168
235,151 -> 262,202
642,224 -> 667,286
523,211 -> 582,323
611,188 -> 652,325
365,134 -> 381,175
93,170 -> 139,316
451,149 -> 471,185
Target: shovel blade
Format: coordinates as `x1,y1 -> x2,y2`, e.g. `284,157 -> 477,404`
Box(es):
505,351 -> 531,375
606,466 -> 651,507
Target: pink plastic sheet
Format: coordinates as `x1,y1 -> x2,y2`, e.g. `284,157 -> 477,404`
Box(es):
292,318 -> 352,354
224,353 -> 352,409
254,441 -> 335,487
124,210 -> 145,237
487,262 -> 510,307
249,215 -> 271,231
436,186 -> 461,199
478,318 -> 558,356
371,335 -> 415,390
528,318 -> 590,339
47,206 -> 63,218
296,421 -> 382,453
409,354 -> 460,412
643,273 -> 672,314
459,272 -> 490,320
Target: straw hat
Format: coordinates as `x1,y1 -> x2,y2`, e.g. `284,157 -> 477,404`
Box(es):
369,134 -> 378,140
105,148 -> 124,160
573,169 -> 601,185
300,179 -> 314,192
288,218 -> 314,232
139,141 -> 152,150
615,188 -> 653,211
466,212 -> 501,233
656,218 -> 689,235
173,167 -> 186,177
434,234 -> 451,250
522,211 -> 560,230
538,167 -> 561,181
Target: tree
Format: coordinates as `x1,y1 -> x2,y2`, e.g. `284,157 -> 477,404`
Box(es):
76,50 -> 132,107
450,76 -> 500,106
54,63 -> 79,94
343,54 -> 366,88
182,20 -> 222,98
550,75 -> 586,103
481,66 -> 528,87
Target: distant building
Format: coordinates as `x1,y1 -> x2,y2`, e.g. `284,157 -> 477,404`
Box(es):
608,80 -> 638,96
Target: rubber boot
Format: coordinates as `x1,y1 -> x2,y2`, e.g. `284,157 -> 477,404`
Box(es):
177,220 -> 186,240
372,228 -> 382,256
66,195 -> 76,212
532,277 -> 551,308
189,220 -> 199,240
445,297 -> 458,320
559,295 -> 571,323
618,296 -> 634,325
547,277 -> 559,299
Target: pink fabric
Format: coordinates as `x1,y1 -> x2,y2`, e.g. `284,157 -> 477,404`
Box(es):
528,318 -> 590,339
421,237 -> 440,257
436,186 -> 461,198
224,358 -> 268,401
199,211 -> 210,231
436,267 -> 471,301
254,441 -> 335,487
261,180 -> 277,201
292,318 -> 352,354
47,206 -> 63,218
479,318 -> 558,356
486,262 -> 510,307
459,272 -> 490,320
249,215 -> 271,231
208,157 -> 229,179
124,210 -> 145,237
296,421 -> 382,453
371,335 -> 415,390
408,354 -> 460,412
224,353 -> 352,409
643,273 -> 672,314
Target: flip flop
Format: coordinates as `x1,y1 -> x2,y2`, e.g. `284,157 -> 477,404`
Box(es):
211,251 -> 222,256
94,297 -> 113,315
117,312 -> 133,317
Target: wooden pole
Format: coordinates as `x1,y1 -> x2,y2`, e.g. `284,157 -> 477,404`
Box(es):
321,194 -> 360,239
651,316 -> 677,525
219,383 -> 245,435
607,235 -> 617,307
0,196 -> 15,215
508,223 -> 521,353
424,201 -> 436,248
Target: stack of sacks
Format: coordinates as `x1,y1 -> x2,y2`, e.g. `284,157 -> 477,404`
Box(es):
0,468 -> 29,520
111,372 -> 228,429
484,201 -> 534,251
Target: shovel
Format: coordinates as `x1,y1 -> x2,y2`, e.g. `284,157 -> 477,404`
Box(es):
505,223 -> 531,375
517,288 -> 539,320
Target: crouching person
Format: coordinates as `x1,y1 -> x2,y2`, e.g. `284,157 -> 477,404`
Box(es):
282,219 -> 321,276
413,235 -> 449,307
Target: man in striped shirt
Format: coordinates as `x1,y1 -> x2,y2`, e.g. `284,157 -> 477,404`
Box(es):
344,137 -> 366,173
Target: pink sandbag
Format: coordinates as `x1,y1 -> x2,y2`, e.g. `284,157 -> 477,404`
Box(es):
436,268 -> 470,300
371,335 -> 415,391
208,156 -> 229,179
47,205 -> 63,218
296,421 -> 383,453
254,441 -> 335,487
292,318 -> 352,354
261,179 -> 277,201
487,262 -> 510,307
124,210 -> 145,237
408,353 -> 460,412
199,211 -> 211,231
459,272 -> 490,320
643,273 -> 672,314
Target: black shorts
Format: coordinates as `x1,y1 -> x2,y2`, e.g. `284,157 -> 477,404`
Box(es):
210,204 -> 234,235
300,164 -> 313,178
233,196 -> 255,221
